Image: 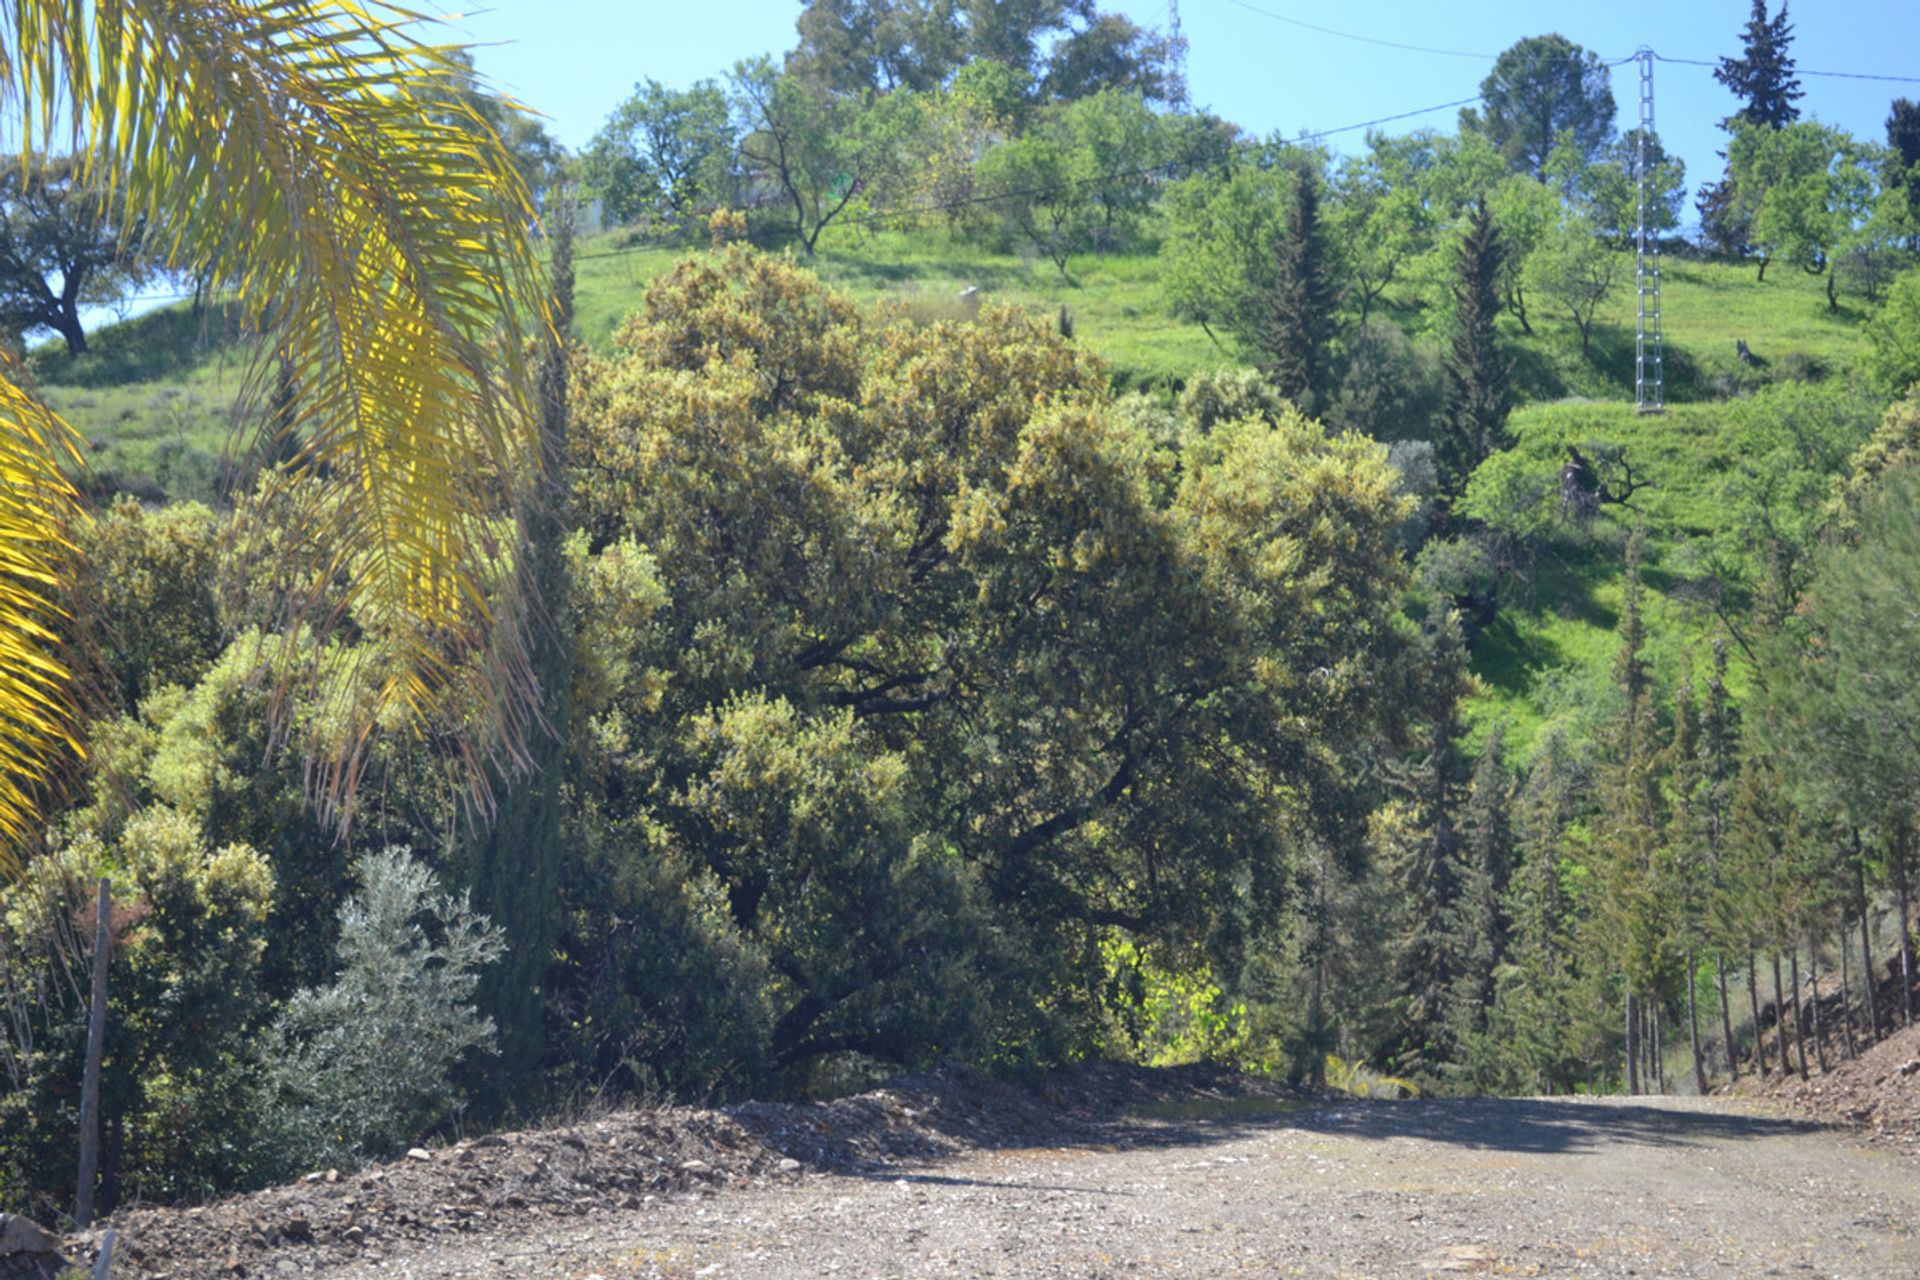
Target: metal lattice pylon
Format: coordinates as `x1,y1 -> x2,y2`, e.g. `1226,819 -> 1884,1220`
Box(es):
1168,0 -> 1189,110
1634,47 -> 1664,414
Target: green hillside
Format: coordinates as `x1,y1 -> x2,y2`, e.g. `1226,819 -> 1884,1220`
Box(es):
31,228 -> 1874,761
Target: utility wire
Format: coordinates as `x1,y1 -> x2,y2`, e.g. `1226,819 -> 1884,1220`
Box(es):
1653,52 -> 1920,84
1217,0 -> 1496,61
1216,2 -> 1915,84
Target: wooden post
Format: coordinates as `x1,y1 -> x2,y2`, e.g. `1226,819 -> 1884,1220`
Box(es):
75,876 -> 109,1228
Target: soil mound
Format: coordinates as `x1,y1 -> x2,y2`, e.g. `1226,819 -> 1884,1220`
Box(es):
1732,1018 -> 1920,1157
62,1061 -> 1302,1277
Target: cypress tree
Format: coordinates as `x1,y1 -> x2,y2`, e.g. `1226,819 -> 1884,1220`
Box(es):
1715,2 -> 1804,131
1698,639 -> 1742,1076
1255,161 -> 1334,414
1442,722 -> 1516,1079
1889,100 -> 1920,241
1666,670 -> 1712,1095
467,192 -> 578,1103
1589,529 -> 1669,1091
1386,610 -> 1475,1074
1435,200 -> 1511,505
1729,732 -> 1806,1076
1501,728 -> 1579,1092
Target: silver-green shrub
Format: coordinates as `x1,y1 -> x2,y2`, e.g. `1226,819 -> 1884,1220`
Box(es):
261,848 -> 503,1172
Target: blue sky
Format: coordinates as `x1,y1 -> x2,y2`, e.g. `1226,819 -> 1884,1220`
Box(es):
437,0 -> 1920,229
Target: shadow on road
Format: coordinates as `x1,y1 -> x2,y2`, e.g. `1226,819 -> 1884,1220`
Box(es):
827,1097 -> 1831,1192
737,1063 -> 1836,1181
1268,1096 -> 1829,1157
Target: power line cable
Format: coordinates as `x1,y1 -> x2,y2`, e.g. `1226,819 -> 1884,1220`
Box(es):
1215,3 -> 1915,84
1653,52 -> 1920,85
1216,0 -> 1496,61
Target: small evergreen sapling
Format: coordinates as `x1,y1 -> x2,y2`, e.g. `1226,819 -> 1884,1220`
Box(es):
262,849 -> 504,1173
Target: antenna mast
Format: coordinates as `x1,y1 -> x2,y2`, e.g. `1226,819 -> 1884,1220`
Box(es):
1634,47 -> 1664,415
1169,0 -> 1189,109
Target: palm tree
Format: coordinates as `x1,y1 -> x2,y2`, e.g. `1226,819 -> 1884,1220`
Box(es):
0,2 -> 548,863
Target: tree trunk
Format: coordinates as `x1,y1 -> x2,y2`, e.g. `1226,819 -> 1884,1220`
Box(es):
1826,267 -> 1838,312
1789,950 -> 1811,1079
1625,990 -> 1640,1095
1653,1005 -> 1666,1094
1687,951 -> 1708,1094
1857,841 -> 1879,1038
1749,953 -> 1769,1074
75,877 -> 109,1227
1717,955 -> 1737,1079
1808,941 -> 1828,1073
52,308 -> 88,357
1898,844 -> 1916,1026
1839,924 -> 1858,1059
1773,954 -> 1799,1082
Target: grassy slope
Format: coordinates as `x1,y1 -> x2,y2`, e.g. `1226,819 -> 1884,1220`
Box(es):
1463,400 -> 1756,757
1470,253 -> 1864,758
34,229 -> 1871,757
573,227 -> 1221,386
29,303 -> 251,501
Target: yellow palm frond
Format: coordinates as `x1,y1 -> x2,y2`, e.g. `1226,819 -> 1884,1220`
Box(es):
0,360 -> 86,866
0,1 -> 549,852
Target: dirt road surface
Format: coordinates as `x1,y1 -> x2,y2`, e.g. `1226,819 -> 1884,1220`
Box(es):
312,1095 -> 1918,1280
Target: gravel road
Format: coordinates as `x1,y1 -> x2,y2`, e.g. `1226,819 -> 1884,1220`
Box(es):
311,1095 -> 1919,1280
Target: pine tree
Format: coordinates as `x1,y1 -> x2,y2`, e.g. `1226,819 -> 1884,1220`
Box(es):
1435,199 -> 1511,505
466,192 -> 578,1103
1665,669 -> 1712,1094
1385,610 -> 1476,1075
1700,4 -> 1802,261
1715,2 -> 1804,131
1889,100 -> 1920,241
1728,729 -> 1810,1077
1452,725 -> 1515,1006
1496,728 -> 1580,1092
1585,528 -> 1672,1092
1443,722 -> 1516,1084
1697,639 -> 1743,1076
1255,162 -> 1334,414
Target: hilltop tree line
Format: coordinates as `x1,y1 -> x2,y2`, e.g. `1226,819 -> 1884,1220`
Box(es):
8,1 -> 1920,359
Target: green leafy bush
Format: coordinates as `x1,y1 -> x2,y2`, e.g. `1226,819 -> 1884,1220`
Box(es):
1866,265 -> 1920,395
0,808 -> 274,1214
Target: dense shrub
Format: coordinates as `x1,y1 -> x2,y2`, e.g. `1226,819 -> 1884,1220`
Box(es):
0,809 -> 274,1213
